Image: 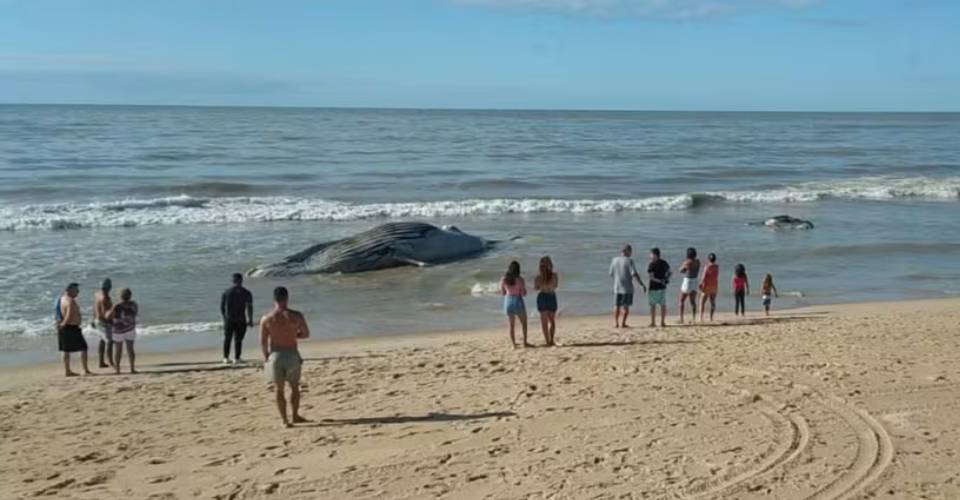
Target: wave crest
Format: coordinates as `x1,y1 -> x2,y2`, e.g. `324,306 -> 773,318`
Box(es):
1,176 -> 956,232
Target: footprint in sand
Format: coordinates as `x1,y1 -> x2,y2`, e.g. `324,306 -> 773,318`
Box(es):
81,472 -> 115,486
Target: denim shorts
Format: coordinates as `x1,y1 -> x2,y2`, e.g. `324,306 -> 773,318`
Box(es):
504,295 -> 526,316
615,293 -> 634,307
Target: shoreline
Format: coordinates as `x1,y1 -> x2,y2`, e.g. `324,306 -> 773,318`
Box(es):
2,295 -> 952,388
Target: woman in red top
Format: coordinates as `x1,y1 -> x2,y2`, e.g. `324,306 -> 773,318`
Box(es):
698,253 -> 719,322
732,263 -> 749,316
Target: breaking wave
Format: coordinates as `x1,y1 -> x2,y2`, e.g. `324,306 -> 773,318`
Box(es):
1,176 -> 957,232
0,318 -> 221,339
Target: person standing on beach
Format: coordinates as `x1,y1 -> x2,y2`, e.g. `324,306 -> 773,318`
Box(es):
220,273 -> 253,365
647,248 -> 671,328
92,279 -> 114,369
761,274 -> 779,316
678,248 -> 700,324
58,283 -> 92,377
698,253 -> 720,322
609,245 -> 647,328
534,256 -> 559,347
732,263 -> 749,316
500,261 -> 530,348
260,286 -> 310,428
107,288 -> 139,374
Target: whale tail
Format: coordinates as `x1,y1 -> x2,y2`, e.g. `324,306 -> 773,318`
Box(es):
488,235 -> 523,246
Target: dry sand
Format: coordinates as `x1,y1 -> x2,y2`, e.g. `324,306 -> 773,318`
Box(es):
2,298 -> 959,499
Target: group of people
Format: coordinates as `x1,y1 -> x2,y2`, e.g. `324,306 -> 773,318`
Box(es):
53,250 -> 780,426
53,273 -> 311,428
498,245 -> 780,347
54,279 -> 139,377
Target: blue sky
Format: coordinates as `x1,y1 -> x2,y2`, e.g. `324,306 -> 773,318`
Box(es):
1,0 -> 958,110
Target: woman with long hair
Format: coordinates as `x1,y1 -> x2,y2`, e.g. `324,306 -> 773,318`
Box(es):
534,256 -> 559,346
499,261 -> 529,348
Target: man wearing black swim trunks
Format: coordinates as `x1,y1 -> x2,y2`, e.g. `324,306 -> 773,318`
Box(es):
58,283 -> 92,377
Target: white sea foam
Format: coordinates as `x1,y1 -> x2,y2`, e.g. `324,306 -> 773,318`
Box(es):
1,177 -> 957,232
137,321 -> 222,337
0,318 -> 221,339
471,282 -> 502,296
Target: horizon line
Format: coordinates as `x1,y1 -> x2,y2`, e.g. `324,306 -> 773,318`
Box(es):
1,102 -> 959,114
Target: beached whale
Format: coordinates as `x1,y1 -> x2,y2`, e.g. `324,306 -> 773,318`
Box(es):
248,222 -> 495,276
748,215 -> 815,230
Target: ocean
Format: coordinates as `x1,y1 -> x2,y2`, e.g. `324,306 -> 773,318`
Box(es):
1,105 -> 958,366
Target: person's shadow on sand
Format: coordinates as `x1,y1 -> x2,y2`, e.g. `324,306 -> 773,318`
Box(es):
296,411 -> 516,427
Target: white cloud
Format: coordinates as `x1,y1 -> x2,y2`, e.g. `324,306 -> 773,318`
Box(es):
448,0 -> 823,19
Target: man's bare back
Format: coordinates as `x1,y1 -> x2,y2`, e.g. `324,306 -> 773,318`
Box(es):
259,309 -> 309,353
260,286 -> 310,427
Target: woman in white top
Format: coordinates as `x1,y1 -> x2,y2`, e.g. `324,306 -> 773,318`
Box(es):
107,288 -> 139,374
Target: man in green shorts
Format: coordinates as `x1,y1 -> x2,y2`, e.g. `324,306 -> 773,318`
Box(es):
259,286 -> 311,428
647,248 -> 672,328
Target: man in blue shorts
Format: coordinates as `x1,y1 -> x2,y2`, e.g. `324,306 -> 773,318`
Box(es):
609,245 -> 647,328
647,248 -> 672,328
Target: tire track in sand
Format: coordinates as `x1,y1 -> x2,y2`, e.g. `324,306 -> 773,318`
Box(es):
728,365 -> 895,500
678,372 -> 811,499
805,394 -> 895,500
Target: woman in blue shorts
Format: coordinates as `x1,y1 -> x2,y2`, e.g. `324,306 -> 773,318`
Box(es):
500,261 -> 529,348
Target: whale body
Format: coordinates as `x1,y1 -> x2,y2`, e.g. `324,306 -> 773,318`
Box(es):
248,222 -> 493,276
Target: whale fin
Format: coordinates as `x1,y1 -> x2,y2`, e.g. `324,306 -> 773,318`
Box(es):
395,256 -> 429,267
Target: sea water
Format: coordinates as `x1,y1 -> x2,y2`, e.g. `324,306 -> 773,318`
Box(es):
1,105 -> 958,365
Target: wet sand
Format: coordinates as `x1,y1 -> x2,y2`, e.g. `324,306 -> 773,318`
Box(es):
2,299 -> 959,499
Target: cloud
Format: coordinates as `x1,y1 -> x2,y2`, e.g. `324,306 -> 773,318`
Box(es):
447,0 -> 823,19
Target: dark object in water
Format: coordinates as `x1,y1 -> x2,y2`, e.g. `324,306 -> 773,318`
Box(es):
748,215 -> 815,230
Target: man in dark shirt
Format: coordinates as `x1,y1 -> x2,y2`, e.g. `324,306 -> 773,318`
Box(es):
220,273 -> 253,364
647,248 -> 671,328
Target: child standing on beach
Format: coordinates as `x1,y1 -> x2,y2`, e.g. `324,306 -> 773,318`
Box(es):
500,261 -> 530,349
732,264 -> 749,316
534,256 -> 559,347
761,274 -> 779,316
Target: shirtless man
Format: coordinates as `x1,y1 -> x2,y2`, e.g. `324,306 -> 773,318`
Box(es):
260,286 -> 310,428
93,278 -> 114,368
58,283 -> 93,377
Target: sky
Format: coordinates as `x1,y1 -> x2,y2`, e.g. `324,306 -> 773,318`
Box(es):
1,0 -> 958,111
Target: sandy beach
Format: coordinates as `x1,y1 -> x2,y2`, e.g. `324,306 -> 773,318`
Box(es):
2,298 -> 959,499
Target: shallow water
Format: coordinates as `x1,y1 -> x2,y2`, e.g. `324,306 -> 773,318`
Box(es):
1,106 -> 958,366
